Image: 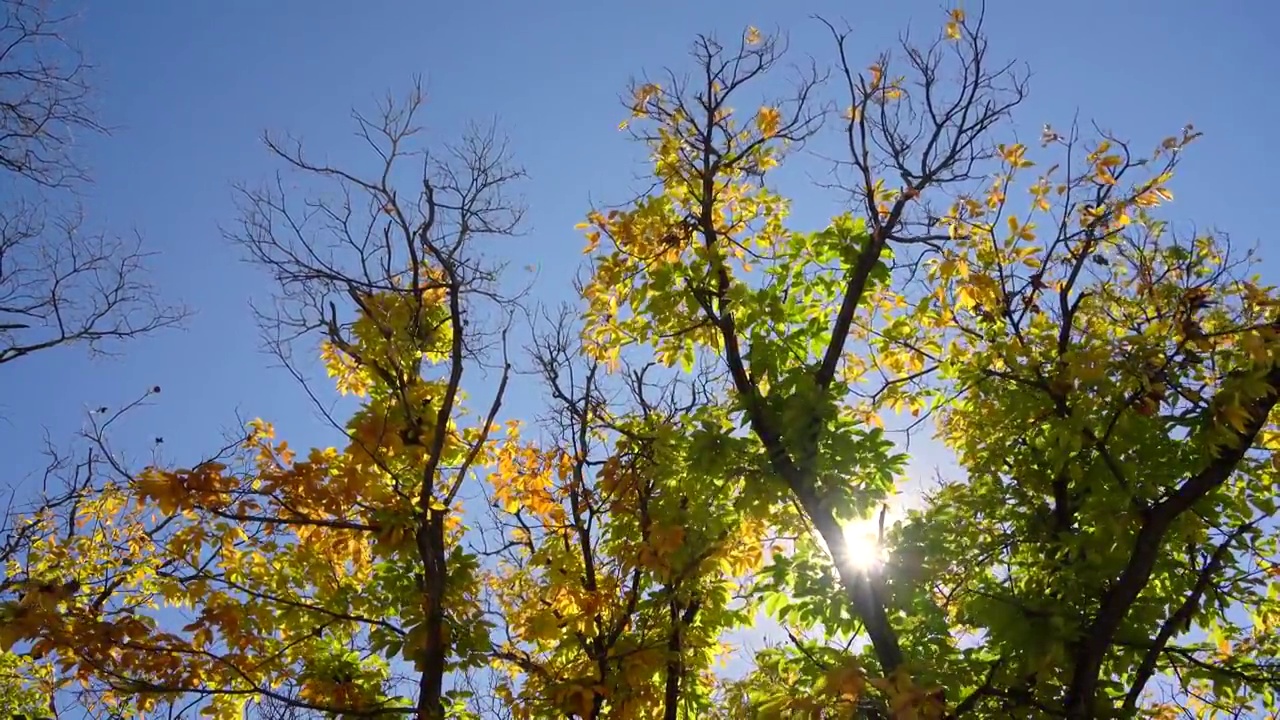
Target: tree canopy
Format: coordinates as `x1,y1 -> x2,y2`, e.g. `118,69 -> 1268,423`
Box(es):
2,7 -> 1277,720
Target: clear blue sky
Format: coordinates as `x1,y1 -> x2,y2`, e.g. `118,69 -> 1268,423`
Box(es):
0,0 -> 1275,711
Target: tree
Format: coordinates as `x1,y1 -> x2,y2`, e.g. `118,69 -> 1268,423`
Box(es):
0,0 -> 184,367
6,8 -> 1280,720
582,8 -> 1017,697
2,84 -> 523,719
0,429 -> 104,719
0,0 -> 100,188
579,10 -> 1279,720
885,121 -> 1280,717
486,308 -> 771,719
0,1 -> 181,712
222,84 -> 522,717
0,386 -> 201,719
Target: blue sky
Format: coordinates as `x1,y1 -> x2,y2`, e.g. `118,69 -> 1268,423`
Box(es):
0,0 -> 1277,709
2,0 -> 1275,488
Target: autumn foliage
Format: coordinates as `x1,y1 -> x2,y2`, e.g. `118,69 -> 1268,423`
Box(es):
2,8 -> 1279,720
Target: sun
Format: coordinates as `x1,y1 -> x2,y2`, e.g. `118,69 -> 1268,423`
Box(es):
834,504 -> 896,571
841,517 -> 887,571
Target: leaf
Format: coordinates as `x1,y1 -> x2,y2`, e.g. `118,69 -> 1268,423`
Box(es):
756,106 -> 782,138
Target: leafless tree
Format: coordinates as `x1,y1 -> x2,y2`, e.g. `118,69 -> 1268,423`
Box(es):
0,0 -> 185,368
0,0 -> 102,188
0,202 -> 185,365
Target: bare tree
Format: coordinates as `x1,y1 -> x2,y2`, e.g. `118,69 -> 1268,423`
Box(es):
0,0 -> 102,188
0,203 -> 185,365
0,0 -> 185,368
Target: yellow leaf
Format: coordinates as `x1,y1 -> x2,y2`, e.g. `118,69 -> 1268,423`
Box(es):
939,256 -> 970,280
756,106 -> 782,138
746,26 -> 762,45
999,143 -> 1033,168
1007,215 -> 1036,241
823,663 -> 865,700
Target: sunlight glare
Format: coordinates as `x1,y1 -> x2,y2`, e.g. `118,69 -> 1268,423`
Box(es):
841,499 -> 908,572
841,517 -> 887,571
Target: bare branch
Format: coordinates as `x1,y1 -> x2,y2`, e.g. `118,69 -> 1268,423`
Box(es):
0,202 -> 187,365
0,0 -> 106,189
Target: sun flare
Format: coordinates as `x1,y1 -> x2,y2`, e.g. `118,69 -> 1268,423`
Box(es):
840,517 -> 887,571
840,502 -> 905,572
